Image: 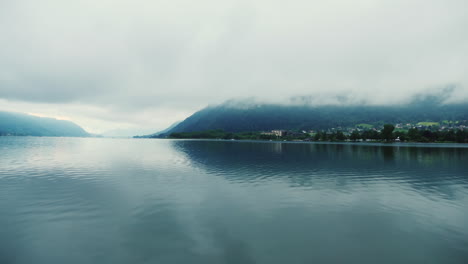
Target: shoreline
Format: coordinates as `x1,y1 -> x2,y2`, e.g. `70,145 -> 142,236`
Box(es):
158,138 -> 468,148
2,135 -> 468,148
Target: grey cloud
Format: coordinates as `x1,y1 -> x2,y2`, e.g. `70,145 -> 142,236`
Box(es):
0,0 -> 467,132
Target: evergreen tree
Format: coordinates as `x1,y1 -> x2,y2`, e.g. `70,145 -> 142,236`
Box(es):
381,124 -> 395,142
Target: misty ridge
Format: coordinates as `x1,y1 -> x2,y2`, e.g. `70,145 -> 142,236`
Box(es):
148,87 -> 466,135
213,85 -> 463,109
1,0 -> 467,135
1,86 -> 467,139
2,1 -> 468,263
0,111 -> 89,137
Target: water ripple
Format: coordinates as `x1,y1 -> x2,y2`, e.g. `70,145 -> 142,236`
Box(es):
1,137 -> 467,264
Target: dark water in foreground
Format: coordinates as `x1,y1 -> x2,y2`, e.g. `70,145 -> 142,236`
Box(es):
1,137 -> 467,264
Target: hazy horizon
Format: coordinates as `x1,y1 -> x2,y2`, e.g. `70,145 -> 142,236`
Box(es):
1,0 -> 467,134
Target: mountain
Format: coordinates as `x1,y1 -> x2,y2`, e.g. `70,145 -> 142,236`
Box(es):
102,128 -> 163,138
157,98 -> 468,136
133,121 -> 181,138
0,111 -> 89,137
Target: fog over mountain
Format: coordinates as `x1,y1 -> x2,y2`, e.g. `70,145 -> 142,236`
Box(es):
1,0 -> 467,133
152,94 -> 467,136
0,111 -> 89,137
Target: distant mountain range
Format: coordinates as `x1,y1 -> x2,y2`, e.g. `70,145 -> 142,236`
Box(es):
134,121 -> 181,138
151,98 -> 468,137
0,111 -> 89,137
102,128 -> 166,138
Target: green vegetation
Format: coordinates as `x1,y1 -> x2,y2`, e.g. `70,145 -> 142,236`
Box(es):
168,125 -> 468,143
417,122 -> 439,126
313,127 -> 467,143
381,124 -> 395,142
356,123 -> 373,129
170,130 -> 276,140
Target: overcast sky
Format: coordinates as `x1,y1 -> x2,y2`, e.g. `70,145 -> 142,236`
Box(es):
1,0 -> 467,134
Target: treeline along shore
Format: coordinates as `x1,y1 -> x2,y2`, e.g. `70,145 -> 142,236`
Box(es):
167,124 -> 468,143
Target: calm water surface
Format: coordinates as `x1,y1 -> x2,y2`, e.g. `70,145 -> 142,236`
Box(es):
1,137 -> 467,264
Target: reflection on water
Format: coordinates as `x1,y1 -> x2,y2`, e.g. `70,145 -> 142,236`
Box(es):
0,137 -> 467,264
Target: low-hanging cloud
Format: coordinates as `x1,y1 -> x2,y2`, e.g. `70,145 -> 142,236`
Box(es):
1,0 -> 467,133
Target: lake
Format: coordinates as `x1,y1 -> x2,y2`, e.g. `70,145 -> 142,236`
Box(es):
1,137 -> 467,264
